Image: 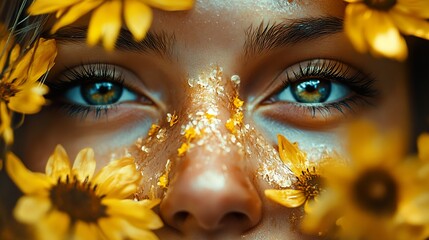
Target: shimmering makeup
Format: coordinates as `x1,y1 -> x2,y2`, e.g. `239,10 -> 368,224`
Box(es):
130,65 -> 300,199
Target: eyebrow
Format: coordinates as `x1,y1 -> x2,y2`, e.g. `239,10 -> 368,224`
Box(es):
48,27 -> 176,58
243,17 -> 343,58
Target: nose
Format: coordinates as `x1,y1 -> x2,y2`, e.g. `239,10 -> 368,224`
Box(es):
160,147 -> 262,233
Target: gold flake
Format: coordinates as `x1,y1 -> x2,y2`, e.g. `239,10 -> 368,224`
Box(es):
148,124 -> 160,137
158,159 -> 172,189
167,112 -> 179,127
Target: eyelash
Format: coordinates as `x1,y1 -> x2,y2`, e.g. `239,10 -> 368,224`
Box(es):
46,63 -> 130,119
277,60 -> 378,118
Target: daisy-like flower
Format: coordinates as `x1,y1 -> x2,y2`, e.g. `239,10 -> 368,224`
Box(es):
0,35 -> 57,144
28,0 -> 194,51
6,145 -> 163,240
344,0 -> 429,60
302,121 -> 429,240
264,134 -> 325,213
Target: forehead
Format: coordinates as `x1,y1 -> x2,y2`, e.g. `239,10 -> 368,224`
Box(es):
147,0 -> 346,72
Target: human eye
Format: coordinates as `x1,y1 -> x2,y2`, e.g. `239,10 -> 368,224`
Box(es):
258,59 -> 378,128
46,63 -> 154,119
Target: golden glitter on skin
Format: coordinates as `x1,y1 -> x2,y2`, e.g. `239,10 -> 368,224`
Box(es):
130,65 -> 298,200
167,112 -> 179,127
158,159 -> 172,189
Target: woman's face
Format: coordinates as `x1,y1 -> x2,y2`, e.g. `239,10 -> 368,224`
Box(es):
14,0 -> 409,239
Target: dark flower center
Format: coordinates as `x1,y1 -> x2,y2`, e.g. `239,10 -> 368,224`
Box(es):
353,168 -> 398,216
50,175 -> 107,223
0,81 -> 18,102
364,0 -> 397,10
295,167 -> 324,200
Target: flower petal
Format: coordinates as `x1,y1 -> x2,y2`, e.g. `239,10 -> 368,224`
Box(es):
142,0 -> 194,11
98,218 -> 123,240
34,210 -> 70,240
72,147 -> 96,182
9,38 -> 57,85
8,83 -> 48,114
0,102 -> 13,145
99,217 -> 160,240
51,0 -> 103,33
14,196 -> 51,224
87,1 -> 122,51
93,157 -> 141,198
391,9 -> 429,40
265,189 -> 306,208
418,133 -> 429,161
124,0 -> 153,41
344,3 -> 369,53
103,199 -> 163,229
397,0 -> 429,18
277,134 -> 306,176
364,11 -> 408,60
399,193 -> 429,224
347,121 -> 384,166
74,222 -> 101,240
6,152 -> 52,194
46,145 -> 71,181
28,0 -> 81,15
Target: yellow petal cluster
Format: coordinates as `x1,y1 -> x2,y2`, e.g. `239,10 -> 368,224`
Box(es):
344,0 -> 429,60
0,34 -> 57,144
6,145 -> 163,240
28,0 -> 195,50
265,134 -> 326,214
302,121 -> 429,240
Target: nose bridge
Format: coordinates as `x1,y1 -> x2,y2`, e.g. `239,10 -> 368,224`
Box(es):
159,66 -> 262,232
177,65 -> 244,160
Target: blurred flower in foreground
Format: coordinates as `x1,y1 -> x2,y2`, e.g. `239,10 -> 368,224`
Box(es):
344,0 -> 429,61
265,135 -> 328,213
0,32 -> 56,145
302,121 -> 429,240
28,0 -> 194,51
6,145 -> 163,240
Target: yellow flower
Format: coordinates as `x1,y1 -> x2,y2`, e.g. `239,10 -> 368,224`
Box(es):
0,102 -> 13,145
344,0 -> 429,60
265,134 -> 325,213
302,121 -> 429,240
6,145 -> 163,240
0,36 -> 57,144
28,0 -> 195,51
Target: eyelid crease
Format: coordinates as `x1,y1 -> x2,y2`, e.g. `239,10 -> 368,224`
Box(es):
281,59 -> 379,99
47,63 -> 137,95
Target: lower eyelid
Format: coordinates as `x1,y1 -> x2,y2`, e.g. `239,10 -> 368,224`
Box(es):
257,96 -> 373,129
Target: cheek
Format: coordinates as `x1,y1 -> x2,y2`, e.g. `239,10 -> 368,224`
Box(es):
12,107 -> 158,172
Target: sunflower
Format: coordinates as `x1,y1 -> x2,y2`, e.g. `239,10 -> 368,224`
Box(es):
264,134 -> 326,213
0,36 -> 57,144
28,0 -> 194,51
302,121 -> 429,240
344,0 -> 429,60
6,145 -> 163,240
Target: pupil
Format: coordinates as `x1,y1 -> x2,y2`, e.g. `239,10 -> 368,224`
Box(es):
81,82 -> 123,105
353,168 -> 398,216
291,79 -> 331,103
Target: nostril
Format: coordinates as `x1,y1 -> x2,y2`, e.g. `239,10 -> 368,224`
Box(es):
173,211 -> 189,226
219,212 -> 252,229
223,212 -> 248,222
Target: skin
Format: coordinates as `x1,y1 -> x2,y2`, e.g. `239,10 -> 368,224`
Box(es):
14,0 -> 410,239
